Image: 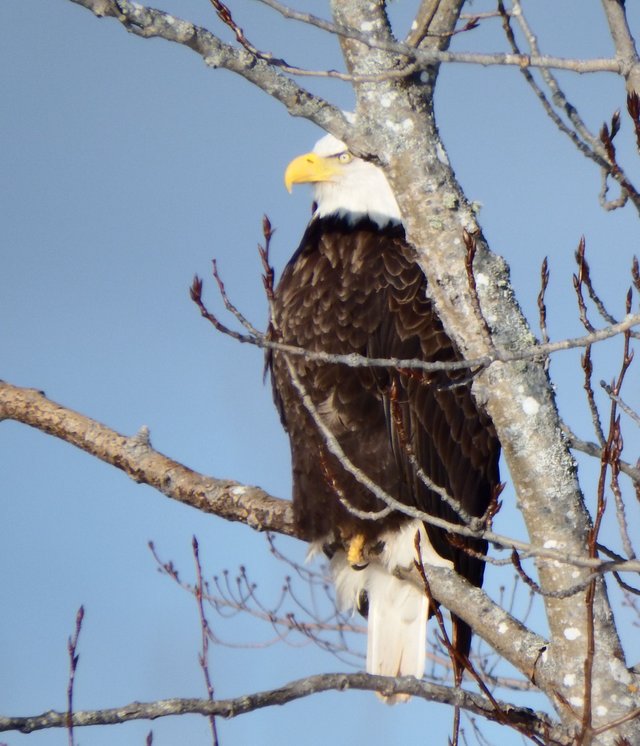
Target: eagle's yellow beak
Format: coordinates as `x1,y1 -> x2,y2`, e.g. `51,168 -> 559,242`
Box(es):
284,152 -> 340,193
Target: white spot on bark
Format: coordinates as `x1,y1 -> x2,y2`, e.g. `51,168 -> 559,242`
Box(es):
231,486 -> 247,497
436,142 -> 449,165
475,273 -> 489,287
595,705 -> 608,717
498,622 -> 508,634
387,118 -> 414,134
361,21 -> 374,31
522,397 -> 539,415
569,696 -> 584,707
411,20 -> 418,30
564,627 -> 581,640
563,673 -> 576,686
543,539 -> 558,549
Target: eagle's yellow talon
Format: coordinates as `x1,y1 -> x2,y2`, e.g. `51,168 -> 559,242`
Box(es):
347,533 -> 367,568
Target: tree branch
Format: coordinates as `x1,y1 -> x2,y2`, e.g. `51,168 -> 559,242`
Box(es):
601,0 -> 640,93
67,0 -> 348,138
0,381 -> 295,537
5,380 -> 637,575
71,0 -> 622,80
0,672 -> 566,743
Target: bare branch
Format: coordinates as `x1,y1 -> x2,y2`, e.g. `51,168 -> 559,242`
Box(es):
601,380 -> 640,428
562,424 -> 640,484
0,381 -> 296,537
71,0 -> 624,81
68,0 -> 348,137
3,380 -> 638,577
504,0 -> 640,214
194,266 -> 640,373
601,0 -> 640,93
0,673 -> 565,743
504,1 -> 607,166
208,0 -> 420,82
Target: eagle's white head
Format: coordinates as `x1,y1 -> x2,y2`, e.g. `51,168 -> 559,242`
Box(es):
284,133 -> 402,227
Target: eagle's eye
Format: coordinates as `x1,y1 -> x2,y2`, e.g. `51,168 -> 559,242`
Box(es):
338,152 -> 353,164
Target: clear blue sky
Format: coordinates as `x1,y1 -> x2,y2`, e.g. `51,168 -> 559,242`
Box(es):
2,2 -> 639,744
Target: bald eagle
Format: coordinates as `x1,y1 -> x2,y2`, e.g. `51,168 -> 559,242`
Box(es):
268,132 -> 500,697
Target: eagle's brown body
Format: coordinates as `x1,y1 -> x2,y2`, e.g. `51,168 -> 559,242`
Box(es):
269,213 -> 500,666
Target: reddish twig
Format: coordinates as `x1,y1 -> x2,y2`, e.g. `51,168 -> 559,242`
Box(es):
463,229 -> 494,345
413,532 -> 460,682
150,538 -> 367,667
537,256 -> 550,347
632,256 -> 640,294
574,237 -> 597,334
414,536 -> 547,745
580,308 -> 634,740
483,482 -> 505,532
598,109 -> 639,210
192,536 -> 220,746
627,93 -> 640,154
575,237 -> 620,328
66,606 -> 85,746
509,549 -> 594,599
211,259 -> 261,337
190,275 -> 259,346
259,215 -> 276,304
581,345 -> 606,447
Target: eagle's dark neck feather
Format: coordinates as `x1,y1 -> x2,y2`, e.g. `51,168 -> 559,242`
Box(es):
287,212 -> 405,268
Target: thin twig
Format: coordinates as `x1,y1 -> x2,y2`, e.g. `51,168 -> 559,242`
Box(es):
66,606 -> 85,746
510,550 -> 596,599
192,537 -> 220,746
253,0 -> 619,75
209,0 -> 419,82
463,229 -> 495,348
600,380 -> 640,428
150,540 -> 366,667
537,257 -> 550,347
561,424 -> 640,484
415,539 -> 546,746
211,260 -> 262,338
503,2 -> 607,167
192,269 -> 640,373
581,346 -> 606,447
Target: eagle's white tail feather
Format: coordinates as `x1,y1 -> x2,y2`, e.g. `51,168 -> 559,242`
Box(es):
322,520 -> 452,704
366,565 -> 428,704
316,522 -> 452,704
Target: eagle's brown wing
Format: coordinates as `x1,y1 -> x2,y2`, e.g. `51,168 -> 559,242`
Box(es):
269,216 -> 500,659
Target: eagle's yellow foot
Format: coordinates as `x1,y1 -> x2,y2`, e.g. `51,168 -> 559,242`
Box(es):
346,533 -> 368,570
